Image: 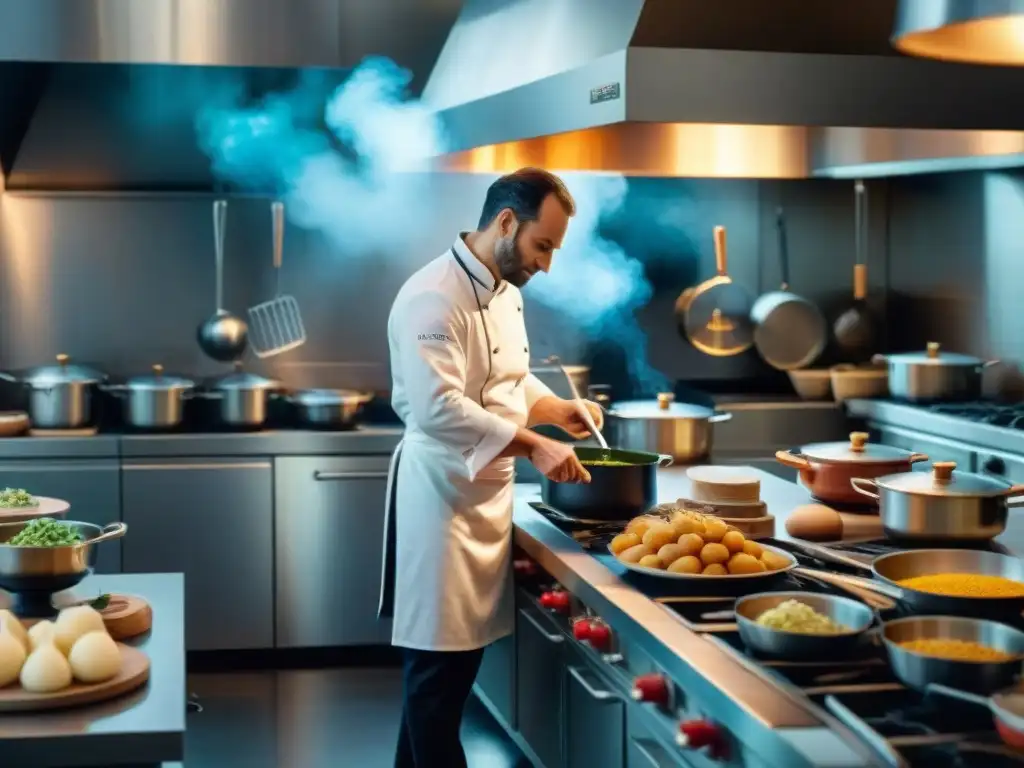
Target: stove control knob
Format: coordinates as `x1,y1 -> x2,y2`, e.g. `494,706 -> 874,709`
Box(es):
513,559 -> 538,577
631,674 -> 670,706
539,589 -> 571,614
572,618 -> 593,642
983,456 -> 1006,475
586,621 -> 612,651
677,720 -> 727,760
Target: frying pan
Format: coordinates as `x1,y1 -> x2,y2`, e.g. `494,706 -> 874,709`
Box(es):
679,226 -> 753,357
882,615 -> 1024,695
929,683 -> 1024,748
833,180 -> 877,362
749,208 -> 827,370
786,542 -> 1024,617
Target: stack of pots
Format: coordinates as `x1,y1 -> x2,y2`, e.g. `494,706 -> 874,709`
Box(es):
603,392 -> 732,462
775,432 -> 929,507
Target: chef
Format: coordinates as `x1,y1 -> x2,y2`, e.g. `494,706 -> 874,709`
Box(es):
380,167 -> 604,768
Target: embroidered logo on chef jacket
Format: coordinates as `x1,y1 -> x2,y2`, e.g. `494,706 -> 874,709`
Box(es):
418,332 -> 453,343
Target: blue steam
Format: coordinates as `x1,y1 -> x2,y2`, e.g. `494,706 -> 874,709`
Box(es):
190,57 -> 667,390
525,174 -> 669,393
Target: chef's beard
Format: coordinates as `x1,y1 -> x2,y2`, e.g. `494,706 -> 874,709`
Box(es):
494,230 -> 530,288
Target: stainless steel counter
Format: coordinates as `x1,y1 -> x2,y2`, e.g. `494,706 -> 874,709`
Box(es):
513,467 -> 880,768
0,427 -> 404,459
0,572 -> 186,768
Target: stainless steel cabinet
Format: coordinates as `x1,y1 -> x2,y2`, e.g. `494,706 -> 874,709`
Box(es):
566,661 -> 625,768
121,458 -> 274,651
274,455 -> 392,647
0,460 -> 121,574
475,633 -> 516,730
516,602 -> 565,768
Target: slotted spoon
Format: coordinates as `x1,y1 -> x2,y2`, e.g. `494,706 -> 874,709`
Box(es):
248,201 -> 306,358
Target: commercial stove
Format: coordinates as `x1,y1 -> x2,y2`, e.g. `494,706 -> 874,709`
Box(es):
531,503 -> 1024,768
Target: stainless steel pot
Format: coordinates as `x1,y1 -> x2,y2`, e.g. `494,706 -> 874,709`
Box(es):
205,363 -> 280,428
874,342 -> 996,402
850,461 -> 1024,542
107,364 -> 195,429
529,364 -> 590,400
0,354 -> 105,429
605,393 -> 732,462
283,388 -> 372,429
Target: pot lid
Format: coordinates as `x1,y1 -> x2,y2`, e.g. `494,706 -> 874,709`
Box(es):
882,341 -> 984,366
290,388 -> 369,406
610,393 -> 716,419
125,365 -> 194,390
877,461 -> 1017,497
211,363 -> 279,391
21,354 -> 104,386
798,432 -> 919,464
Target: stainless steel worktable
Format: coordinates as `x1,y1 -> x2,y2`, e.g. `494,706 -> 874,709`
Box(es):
0,573 -> 186,768
512,467 -> 881,768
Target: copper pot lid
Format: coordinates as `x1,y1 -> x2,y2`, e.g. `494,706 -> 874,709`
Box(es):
879,341 -> 984,367
610,393 -> 717,420
876,461 -> 1019,497
797,432 -> 921,464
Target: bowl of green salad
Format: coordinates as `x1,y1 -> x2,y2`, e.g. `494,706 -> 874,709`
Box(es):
0,518 -> 127,615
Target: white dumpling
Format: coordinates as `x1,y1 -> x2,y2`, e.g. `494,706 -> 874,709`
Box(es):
20,642 -> 72,693
27,620 -> 56,651
0,610 -> 29,652
0,630 -> 26,687
68,631 -> 121,684
54,605 -> 106,656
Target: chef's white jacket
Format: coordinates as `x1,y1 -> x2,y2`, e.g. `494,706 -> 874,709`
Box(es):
380,234 -> 555,651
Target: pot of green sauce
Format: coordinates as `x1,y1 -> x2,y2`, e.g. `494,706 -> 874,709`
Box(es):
541,446 -> 673,521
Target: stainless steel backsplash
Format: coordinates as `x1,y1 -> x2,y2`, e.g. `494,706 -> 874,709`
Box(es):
0,171 -> 938,394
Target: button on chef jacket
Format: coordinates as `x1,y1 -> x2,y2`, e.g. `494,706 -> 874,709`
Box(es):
383,234 -> 555,651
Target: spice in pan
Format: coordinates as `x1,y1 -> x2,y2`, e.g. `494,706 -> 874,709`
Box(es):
897,573 -> 1024,598
897,638 -> 1019,663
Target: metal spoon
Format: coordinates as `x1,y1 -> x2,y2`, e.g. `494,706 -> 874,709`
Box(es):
197,200 -> 248,363
544,355 -> 608,449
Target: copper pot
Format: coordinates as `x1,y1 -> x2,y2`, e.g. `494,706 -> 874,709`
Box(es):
775,432 -> 928,506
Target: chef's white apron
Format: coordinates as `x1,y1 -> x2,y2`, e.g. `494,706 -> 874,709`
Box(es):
378,236 -> 554,652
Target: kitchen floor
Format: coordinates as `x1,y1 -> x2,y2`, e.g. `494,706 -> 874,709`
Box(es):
174,668 -> 532,768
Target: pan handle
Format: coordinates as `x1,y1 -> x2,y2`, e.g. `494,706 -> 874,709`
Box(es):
713,226 -> 728,276
850,478 -> 880,501
785,540 -> 874,572
774,450 -> 815,482
925,684 -> 989,709
708,412 -> 732,424
1005,490 -> 1024,508
657,455 -> 674,468
80,522 -> 128,547
908,453 -> 929,464
793,566 -> 902,604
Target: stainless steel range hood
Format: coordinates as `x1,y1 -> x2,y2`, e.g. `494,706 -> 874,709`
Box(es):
426,0 -> 1024,179
0,0 -> 463,191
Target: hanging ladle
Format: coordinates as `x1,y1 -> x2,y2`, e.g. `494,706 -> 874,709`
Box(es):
197,199 -> 248,363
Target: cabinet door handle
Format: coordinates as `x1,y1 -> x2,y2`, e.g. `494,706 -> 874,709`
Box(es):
313,471 -> 390,481
521,609 -> 564,644
632,737 -> 676,767
568,666 -> 615,702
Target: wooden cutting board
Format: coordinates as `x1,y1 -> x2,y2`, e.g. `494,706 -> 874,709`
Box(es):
0,643 -> 149,712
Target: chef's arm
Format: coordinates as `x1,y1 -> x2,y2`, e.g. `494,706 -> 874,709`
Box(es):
394,291 -> 520,480
524,374 -> 559,428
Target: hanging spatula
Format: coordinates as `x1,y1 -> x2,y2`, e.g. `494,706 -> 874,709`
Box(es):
248,201 -> 306,358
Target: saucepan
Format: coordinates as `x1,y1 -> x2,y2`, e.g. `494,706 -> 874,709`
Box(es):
928,683 -> 1024,748
849,460 -> 1024,542
874,342 -> 998,402
542,447 -> 672,521
784,542 -> 1024,618
882,615 -> 1024,695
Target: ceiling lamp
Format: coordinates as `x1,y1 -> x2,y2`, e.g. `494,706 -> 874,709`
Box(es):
892,0 -> 1024,65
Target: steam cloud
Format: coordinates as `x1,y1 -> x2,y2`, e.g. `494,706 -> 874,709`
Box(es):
192,58 -> 667,390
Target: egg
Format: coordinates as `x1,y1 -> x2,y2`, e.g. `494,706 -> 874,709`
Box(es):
20,642 -> 72,693
69,631 -> 122,684
27,620 -> 56,652
54,605 -> 107,656
0,610 -> 28,652
785,504 -> 844,542
0,629 -> 26,687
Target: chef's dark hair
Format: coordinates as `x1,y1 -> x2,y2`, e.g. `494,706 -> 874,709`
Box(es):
477,167 -> 576,230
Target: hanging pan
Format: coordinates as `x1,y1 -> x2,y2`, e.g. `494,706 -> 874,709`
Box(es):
834,180 -> 878,362
678,226 -> 753,357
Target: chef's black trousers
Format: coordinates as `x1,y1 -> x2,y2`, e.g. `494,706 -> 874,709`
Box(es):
394,646 -> 486,768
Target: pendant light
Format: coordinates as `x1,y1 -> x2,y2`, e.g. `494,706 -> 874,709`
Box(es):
892,0 -> 1024,65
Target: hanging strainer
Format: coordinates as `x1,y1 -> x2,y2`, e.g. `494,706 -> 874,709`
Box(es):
248,201 -> 306,358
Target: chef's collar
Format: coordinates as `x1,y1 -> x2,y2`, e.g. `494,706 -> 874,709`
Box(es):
453,233 -> 502,304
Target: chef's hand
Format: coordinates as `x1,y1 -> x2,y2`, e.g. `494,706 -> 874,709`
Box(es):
530,436 -> 591,484
557,399 -> 605,440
